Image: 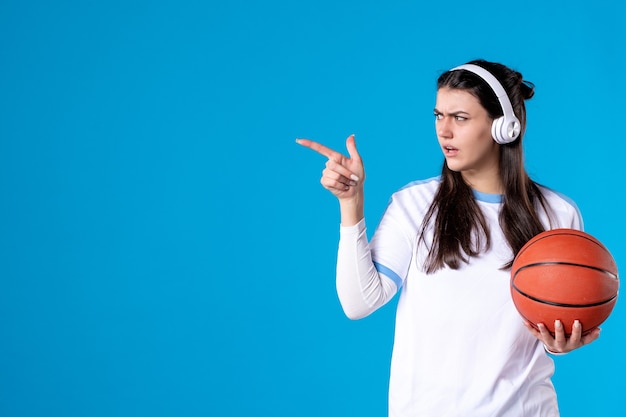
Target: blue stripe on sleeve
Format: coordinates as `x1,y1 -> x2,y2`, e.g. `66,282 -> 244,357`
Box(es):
373,261 -> 403,289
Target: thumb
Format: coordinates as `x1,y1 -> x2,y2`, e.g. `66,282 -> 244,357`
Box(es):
345,134 -> 361,160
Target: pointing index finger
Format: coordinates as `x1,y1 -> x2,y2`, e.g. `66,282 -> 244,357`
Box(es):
296,138 -> 344,162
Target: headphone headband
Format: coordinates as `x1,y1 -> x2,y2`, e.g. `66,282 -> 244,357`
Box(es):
451,64 -> 521,144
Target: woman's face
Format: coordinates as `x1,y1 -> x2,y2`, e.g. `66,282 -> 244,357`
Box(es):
434,87 -> 499,182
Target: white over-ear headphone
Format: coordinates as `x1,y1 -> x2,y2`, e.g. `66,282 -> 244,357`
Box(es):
451,64 -> 521,145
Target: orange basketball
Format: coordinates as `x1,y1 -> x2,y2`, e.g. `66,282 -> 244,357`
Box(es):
510,228 -> 619,336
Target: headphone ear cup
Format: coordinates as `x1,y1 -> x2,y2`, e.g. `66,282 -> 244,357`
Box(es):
491,116 -> 520,144
508,119 -> 521,141
491,116 -> 506,144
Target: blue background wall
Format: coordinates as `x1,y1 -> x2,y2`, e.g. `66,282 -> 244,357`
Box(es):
1,1 -> 624,416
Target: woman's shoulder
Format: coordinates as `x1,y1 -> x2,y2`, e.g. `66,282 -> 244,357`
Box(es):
536,184 -> 579,211
394,176 -> 441,197
536,184 -> 584,228
383,176 -> 441,212
376,176 -> 440,231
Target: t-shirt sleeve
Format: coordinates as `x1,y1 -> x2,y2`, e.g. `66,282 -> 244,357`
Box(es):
336,218 -> 399,319
369,194 -> 418,290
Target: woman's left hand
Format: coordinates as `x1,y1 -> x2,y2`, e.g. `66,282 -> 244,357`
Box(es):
524,320 -> 601,354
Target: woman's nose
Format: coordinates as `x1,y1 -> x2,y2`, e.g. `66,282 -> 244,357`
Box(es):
437,117 -> 452,138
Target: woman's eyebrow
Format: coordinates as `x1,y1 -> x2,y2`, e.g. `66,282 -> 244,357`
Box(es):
433,108 -> 470,116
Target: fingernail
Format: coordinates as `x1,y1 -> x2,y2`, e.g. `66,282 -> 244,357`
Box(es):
555,320 -> 562,328
350,174 -> 360,181
574,320 -> 581,328
349,181 -> 356,186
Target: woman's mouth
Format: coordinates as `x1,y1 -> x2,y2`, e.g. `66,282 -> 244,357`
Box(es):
443,145 -> 459,156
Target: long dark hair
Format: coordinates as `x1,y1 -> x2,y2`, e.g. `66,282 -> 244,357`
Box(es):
419,59 -> 552,273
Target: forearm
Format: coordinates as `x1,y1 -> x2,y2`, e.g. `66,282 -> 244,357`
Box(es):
336,218 -> 398,319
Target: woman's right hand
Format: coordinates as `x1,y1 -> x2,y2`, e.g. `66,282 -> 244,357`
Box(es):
295,134 -> 365,201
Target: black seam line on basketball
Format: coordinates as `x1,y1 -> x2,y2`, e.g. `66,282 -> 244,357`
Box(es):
513,261 -> 619,281
511,285 -> 618,307
517,232 -> 612,260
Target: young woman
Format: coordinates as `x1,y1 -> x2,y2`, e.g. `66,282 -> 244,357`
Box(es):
296,59 -> 600,416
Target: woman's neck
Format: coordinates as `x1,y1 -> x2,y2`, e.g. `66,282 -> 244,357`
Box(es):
461,170 -> 503,195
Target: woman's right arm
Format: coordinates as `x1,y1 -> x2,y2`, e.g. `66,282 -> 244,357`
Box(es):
296,135 -> 399,319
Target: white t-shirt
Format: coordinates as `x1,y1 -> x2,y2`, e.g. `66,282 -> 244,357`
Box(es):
336,176 -> 583,417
